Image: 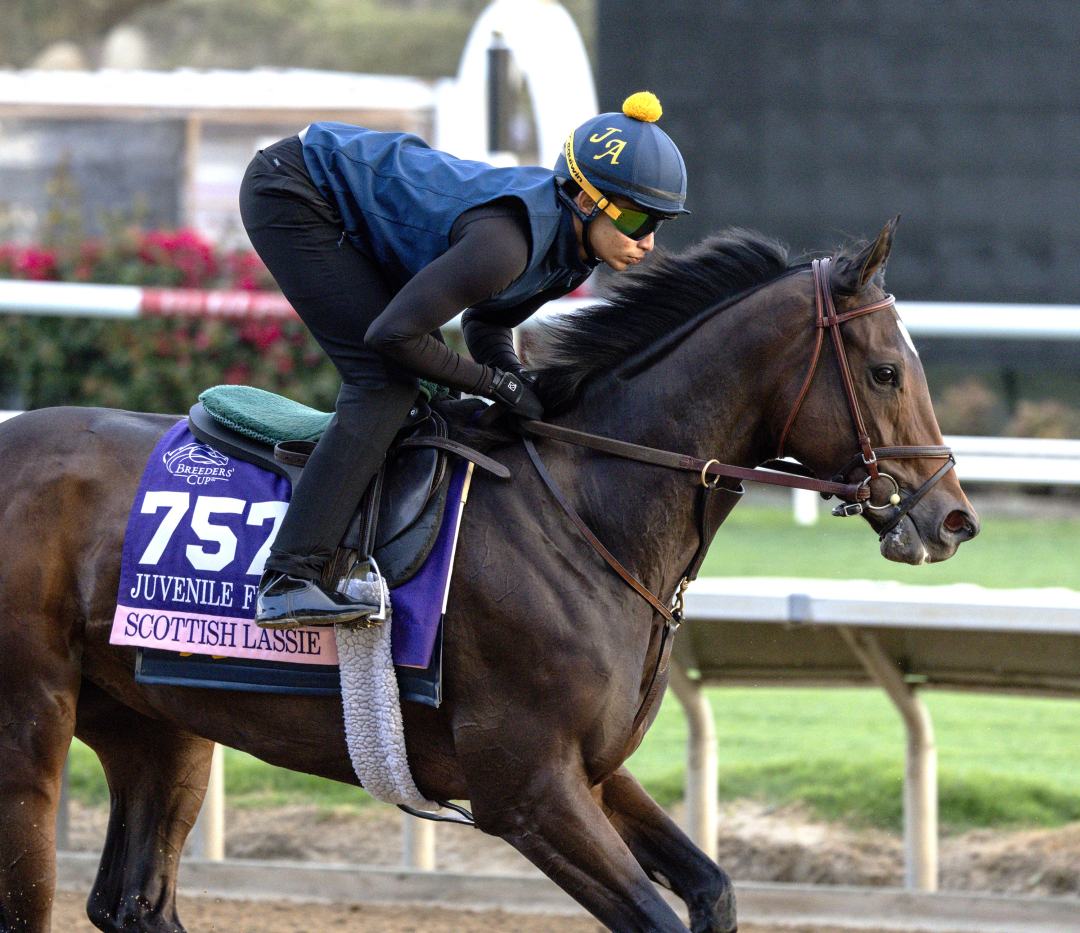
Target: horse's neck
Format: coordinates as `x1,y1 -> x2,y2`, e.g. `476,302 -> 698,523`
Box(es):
556,296 -> 780,598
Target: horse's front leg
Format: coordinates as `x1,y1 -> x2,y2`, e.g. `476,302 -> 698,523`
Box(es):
599,767 -> 737,933
465,757 -> 689,933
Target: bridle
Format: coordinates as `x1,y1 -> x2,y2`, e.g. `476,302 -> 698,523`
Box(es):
776,258 -> 955,539
519,257 -> 956,733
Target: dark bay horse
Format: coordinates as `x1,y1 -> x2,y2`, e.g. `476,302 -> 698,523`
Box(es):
0,222 -> 977,933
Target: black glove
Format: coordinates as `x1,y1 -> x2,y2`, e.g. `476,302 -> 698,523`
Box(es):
489,369 -> 544,420
512,366 -> 539,389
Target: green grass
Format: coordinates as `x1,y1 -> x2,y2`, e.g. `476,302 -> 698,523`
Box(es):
68,683 -> 1080,832
68,739 -> 376,810
68,684 -> 1080,831
66,503 -> 1080,830
697,499 -> 1080,589
623,501 -> 1080,831
626,686 -> 1080,832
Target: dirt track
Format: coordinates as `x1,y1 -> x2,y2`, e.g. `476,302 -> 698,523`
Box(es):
67,799 -> 1080,897
56,798 -> 1080,932
51,890 -> 891,933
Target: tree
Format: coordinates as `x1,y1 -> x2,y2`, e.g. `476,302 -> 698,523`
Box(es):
0,0 -> 172,68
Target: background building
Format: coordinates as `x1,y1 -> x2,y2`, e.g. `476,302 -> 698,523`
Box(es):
597,1 -> 1078,305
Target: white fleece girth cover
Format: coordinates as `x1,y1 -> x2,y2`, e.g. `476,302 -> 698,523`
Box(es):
335,620 -> 437,810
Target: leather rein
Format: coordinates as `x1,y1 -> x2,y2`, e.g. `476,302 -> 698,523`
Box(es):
520,257 -> 956,734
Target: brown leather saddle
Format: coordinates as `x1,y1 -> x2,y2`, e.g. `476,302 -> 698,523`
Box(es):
188,399 -> 508,589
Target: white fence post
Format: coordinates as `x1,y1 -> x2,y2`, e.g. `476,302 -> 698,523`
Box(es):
190,744 -> 226,861
668,661 -> 718,861
402,813 -> 436,870
837,626 -> 938,891
792,487 -> 820,525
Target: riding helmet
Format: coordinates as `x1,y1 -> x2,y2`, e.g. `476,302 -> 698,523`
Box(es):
554,91 -> 689,218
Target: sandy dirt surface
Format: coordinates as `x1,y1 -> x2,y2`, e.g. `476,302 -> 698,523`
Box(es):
67,798 -> 1080,898
51,889 -> 898,933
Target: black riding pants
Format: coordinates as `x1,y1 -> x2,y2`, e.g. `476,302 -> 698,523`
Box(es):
239,136 -> 421,580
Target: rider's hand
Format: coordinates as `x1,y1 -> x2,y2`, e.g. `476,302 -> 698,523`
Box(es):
512,366 -> 539,390
489,369 -> 544,420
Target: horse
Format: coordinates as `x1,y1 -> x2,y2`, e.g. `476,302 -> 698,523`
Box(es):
0,221 -> 978,933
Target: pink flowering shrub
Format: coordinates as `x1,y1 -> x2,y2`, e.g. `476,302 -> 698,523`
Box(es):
0,228 -> 339,413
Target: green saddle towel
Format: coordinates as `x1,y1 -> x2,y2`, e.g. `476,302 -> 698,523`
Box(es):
198,382 -> 447,447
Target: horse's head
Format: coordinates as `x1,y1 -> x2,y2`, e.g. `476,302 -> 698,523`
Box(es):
775,220 -> 979,564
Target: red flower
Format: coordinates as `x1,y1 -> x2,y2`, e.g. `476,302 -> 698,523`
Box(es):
239,321 -> 282,353
13,246 -> 59,281
223,363 -> 251,385
139,228 -> 219,287
225,250 -> 273,291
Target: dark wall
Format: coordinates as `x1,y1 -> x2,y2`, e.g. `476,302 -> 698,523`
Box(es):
0,119 -> 183,236
597,2 -> 1078,303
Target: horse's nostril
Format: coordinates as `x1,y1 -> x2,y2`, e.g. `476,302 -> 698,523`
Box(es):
942,509 -> 977,540
943,511 -> 966,533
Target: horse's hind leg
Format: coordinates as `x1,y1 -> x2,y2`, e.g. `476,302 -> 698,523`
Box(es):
600,767 -> 737,933
0,613 -> 80,933
75,680 -> 214,933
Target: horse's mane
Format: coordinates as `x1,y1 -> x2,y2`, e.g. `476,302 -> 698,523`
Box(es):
530,228 -> 792,413
437,227 -> 875,444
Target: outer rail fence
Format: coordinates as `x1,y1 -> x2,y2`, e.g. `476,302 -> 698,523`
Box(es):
4,284 -> 1080,893
6,277 -> 1080,334
6,278 -> 1080,521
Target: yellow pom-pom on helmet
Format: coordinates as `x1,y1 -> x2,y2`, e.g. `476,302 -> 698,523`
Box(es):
553,89 -> 688,219
622,91 -> 663,123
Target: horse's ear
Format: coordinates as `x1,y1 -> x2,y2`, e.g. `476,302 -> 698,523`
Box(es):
835,216 -> 899,291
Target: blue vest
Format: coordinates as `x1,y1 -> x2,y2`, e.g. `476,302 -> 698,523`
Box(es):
301,123 -> 592,307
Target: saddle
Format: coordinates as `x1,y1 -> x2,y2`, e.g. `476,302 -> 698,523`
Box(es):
188,386 -> 508,591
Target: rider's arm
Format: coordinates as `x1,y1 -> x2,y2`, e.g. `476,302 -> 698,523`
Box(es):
364,202 -> 531,395
461,283 -> 578,377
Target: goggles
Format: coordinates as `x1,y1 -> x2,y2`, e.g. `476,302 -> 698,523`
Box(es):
562,131 -> 664,241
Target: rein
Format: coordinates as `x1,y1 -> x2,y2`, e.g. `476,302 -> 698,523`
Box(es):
521,258 -> 957,734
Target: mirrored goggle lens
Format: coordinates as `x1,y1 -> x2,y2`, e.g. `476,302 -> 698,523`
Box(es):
612,208 -> 663,240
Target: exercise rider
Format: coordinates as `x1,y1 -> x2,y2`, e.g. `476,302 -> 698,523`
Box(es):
239,91 -> 689,630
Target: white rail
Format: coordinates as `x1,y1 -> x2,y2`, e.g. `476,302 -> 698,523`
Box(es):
5,279 -> 1080,340
672,578 -> 1080,892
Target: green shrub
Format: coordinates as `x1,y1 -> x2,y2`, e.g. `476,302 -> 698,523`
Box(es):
0,228 -> 341,413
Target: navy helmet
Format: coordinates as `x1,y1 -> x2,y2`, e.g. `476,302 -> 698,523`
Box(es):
554,92 -> 689,220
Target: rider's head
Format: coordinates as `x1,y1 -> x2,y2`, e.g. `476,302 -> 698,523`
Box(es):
554,91 -> 689,271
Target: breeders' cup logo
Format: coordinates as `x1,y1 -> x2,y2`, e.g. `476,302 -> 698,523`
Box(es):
163,443 -> 234,485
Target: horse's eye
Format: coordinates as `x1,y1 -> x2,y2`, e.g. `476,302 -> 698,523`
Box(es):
873,365 -> 898,385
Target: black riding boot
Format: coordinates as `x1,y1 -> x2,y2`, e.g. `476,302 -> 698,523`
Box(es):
256,379 -> 419,628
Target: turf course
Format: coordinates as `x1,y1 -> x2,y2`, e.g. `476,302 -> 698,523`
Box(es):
67,500 -> 1080,831
697,497 -> 1080,589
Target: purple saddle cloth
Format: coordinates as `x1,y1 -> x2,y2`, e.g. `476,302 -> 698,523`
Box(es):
111,418 -> 467,671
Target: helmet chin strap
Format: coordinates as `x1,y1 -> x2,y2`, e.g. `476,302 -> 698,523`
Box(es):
580,212 -> 598,263
556,182 -> 602,266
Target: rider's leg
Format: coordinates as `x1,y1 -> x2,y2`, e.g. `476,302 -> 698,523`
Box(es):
239,136 -> 420,625
264,376 -> 419,579
599,767 -> 737,933
75,679 -> 212,933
